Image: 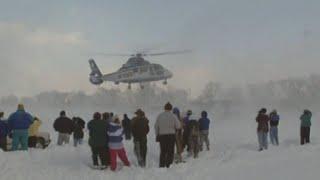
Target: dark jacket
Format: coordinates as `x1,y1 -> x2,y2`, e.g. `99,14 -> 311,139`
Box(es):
269,113 -> 280,127
8,110 -> 33,130
131,115 -> 150,139
53,116 -> 74,134
88,118 -> 108,147
122,116 -> 131,136
300,111 -> 312,127
198,111 -> 210,131
73,117 -> 86,139
0,120 -> 9,138
256,113 -> 269,132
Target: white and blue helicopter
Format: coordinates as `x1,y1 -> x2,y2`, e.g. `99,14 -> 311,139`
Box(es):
89,51 -> 189,89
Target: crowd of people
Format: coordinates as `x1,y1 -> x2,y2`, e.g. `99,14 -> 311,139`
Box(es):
255,108 -> 313,151
0,103 -> 315,171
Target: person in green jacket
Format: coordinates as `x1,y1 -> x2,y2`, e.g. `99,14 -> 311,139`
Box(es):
300,109 -> 312,145
87,112 -> 108,169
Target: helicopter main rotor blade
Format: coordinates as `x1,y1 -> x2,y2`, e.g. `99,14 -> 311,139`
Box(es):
146,50 -> 192,56
94,52 -> 133,57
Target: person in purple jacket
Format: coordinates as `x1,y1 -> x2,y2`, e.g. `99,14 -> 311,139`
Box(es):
198,111 -> 211,151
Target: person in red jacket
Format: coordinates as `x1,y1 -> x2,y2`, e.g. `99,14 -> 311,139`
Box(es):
256,108 -> 270,151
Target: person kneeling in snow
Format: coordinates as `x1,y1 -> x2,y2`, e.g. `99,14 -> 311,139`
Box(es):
108,115 -> 130,171
28,117 -> 42,148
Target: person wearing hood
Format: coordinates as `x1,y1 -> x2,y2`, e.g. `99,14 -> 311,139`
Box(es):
8,104 -> 33,151
0,112 -> 9,151
28,117 -> 42,148
122,114 -> 132,140
198,111 -> 211,151
108,115 -> 130,171
131,109 -> 149,167
88,112 -> 108,169
300,109 -> 312,145
155,102 -> 181,168
256,108 -> 270,151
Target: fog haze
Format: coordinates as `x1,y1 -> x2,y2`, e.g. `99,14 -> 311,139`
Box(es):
0,0 -> 319,97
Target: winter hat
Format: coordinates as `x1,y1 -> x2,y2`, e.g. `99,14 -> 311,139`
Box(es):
201,111 -> 208,118
60,111 -> 66,116
187,110 -> 192,116
135,109 -> 145,116
164,102 -> 173,111
17,104 -> 25,111
259,108 -> 267,114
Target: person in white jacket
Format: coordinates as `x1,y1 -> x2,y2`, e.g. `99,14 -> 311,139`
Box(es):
155,102 -> 181,168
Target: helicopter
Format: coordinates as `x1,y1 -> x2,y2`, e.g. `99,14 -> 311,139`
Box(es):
89,50 -> 189,89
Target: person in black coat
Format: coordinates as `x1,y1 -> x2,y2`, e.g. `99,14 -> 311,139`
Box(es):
122,114 -> 132,140
53,111 -> 74,146
72,117 -> 85,147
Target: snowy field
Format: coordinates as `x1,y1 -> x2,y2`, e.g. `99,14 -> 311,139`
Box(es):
0,107 -> 319,180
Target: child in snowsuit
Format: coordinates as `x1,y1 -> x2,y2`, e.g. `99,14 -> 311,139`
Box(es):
198,111 -> 211,151
108,115 -> 130,171
188,116 -> 200,158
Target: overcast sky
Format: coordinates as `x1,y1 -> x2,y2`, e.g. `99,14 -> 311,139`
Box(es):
0,0 -> 319,97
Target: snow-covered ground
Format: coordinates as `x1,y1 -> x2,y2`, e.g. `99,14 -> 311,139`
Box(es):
0,108 -> 319,180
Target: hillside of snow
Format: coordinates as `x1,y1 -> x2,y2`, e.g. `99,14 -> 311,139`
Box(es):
0,108 -> 319,180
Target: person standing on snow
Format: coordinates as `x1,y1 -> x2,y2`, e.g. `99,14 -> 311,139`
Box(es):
269,110 -> 280,146
122,114 -> 132,140
256,108 -> 270,151
8,104 -> 33,151
155,102 -> 181,168
131,109 -> 149,167
187,115 -> 200,158
53,111 -> 74,146
198,111 -> 211,151
182,110 -> 192,152
173,107 -> 183,163
88,112 -> 108,169
72,117 -> 86,147
300,109 -> 312,145
0,112 -> 9,151
108,115 -> 130,171
28,117 -> 42,148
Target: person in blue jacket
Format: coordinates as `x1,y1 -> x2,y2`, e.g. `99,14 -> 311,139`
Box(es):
0,112 -> 9,151
198,111 -> 211,151
8,104 -> 33,151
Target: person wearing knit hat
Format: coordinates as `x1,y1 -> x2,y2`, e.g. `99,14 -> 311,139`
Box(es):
7,104 -> 33,151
